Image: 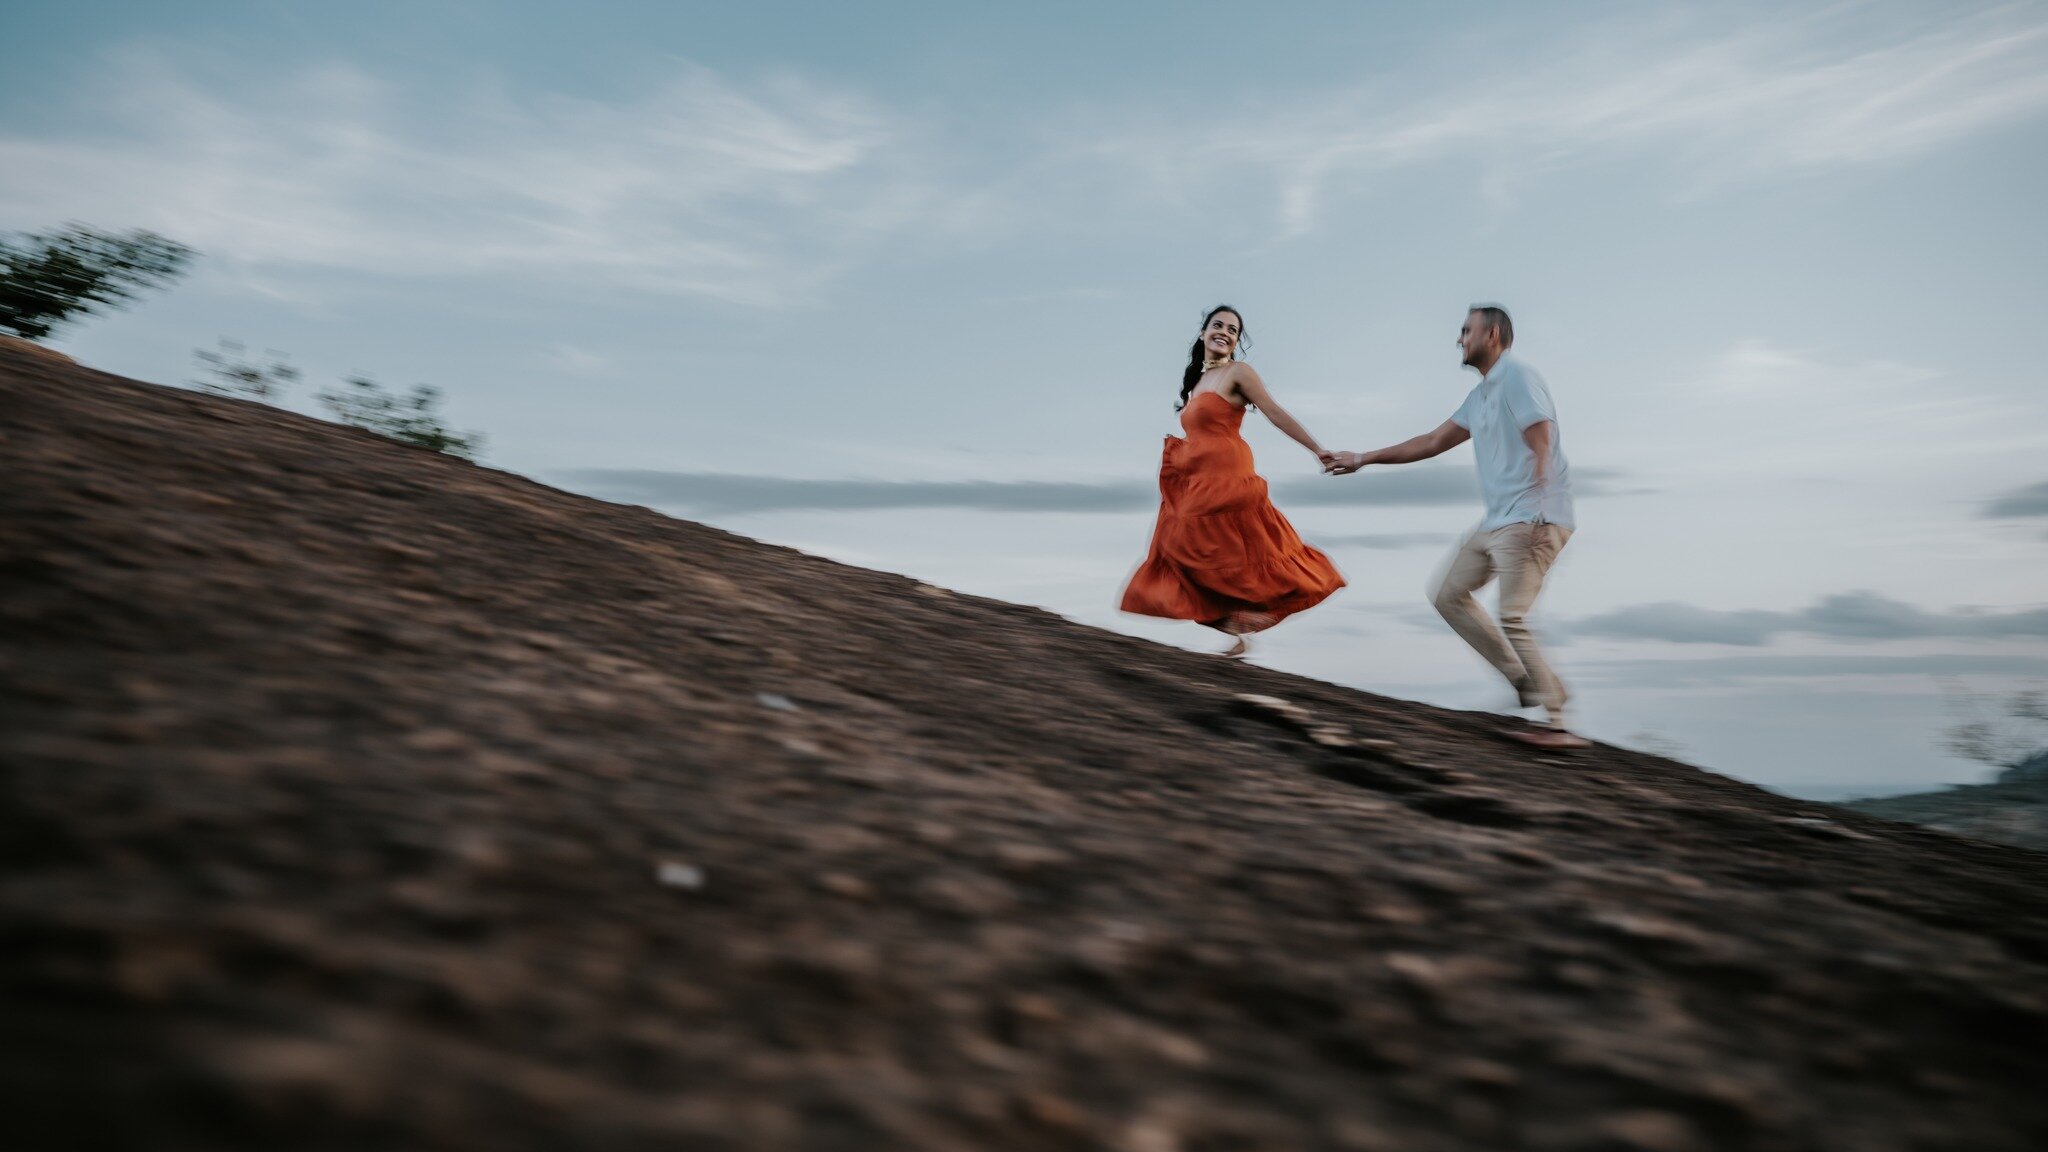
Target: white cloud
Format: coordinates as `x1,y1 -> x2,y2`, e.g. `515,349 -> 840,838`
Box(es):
0,52 -> 930,305
1577,652 -> 2048,688
1572,591 -> 2048,646
546,344 -> 615,376
13,7 -> 2045,304
1599,338 -> 2046,481
1082,5 -> 2048,237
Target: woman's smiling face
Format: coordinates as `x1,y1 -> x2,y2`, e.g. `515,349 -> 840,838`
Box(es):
1202,310 -> 1242,361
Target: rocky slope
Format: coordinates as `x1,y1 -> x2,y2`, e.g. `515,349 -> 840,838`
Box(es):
4,342 -> 2047,1152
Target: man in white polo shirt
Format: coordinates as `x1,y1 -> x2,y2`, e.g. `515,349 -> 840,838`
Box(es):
1321,304 -> 1587,749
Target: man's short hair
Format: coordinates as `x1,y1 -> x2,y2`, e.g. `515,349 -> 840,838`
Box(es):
1467,304 -> 1514,348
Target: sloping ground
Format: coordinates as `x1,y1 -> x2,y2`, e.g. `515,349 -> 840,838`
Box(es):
1846,782 -> 2048,853
3,342 -> 2046,1152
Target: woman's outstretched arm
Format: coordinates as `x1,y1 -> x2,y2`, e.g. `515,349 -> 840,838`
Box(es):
1232,366 -> 1327,461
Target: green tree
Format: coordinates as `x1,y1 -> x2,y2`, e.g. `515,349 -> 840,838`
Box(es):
0,224 -> 194,341
192,338 -> 301,400
317,376 -> 483,460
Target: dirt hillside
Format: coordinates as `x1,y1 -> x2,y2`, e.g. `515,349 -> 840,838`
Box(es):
3,343 -> 2046,1152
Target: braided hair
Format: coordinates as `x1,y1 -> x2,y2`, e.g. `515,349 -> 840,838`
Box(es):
1177,304 -> 1248,410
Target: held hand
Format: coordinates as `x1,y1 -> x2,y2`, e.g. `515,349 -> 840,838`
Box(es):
1322,450 -> 1366,476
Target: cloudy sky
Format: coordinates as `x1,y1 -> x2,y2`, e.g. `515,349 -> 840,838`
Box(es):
7,0 -> 2046,798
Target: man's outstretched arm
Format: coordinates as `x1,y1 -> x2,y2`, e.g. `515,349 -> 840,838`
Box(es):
1324,418 -> 1470,474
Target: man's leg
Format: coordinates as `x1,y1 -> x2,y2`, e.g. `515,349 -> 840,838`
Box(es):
1487,523 -> 1572,726
1429,528 -> 1528,689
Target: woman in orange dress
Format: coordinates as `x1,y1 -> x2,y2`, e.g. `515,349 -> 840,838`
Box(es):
1120,304 -> 1346,657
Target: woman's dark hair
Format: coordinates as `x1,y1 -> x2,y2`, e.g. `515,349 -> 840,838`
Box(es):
1177,304 -> 1248,410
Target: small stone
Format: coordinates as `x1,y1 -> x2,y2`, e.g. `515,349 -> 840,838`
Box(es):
1592,1109 -> 1708,1152
656,861 -> 705,890
1332,1119 -> 1402,1152
1007,993 -> 1065,1024
1588,910 -> 1709,946
471,750 -> 547,778
1016,1091 -> 1085,1132
1448,1097 -> 1503,1139
1122,1117 -> 1182,1152
1148,1030 -> 1208,1067
818,872 -> 875,901
117,676 -> 173,703
916,873 -> 1017,916
1554,961 -> 1608,989
756,692 -> 798,712
1646,868 -> 1708,891
400,728 -> 470,753
1384,952 -> 1444,988
98,716 -> 163,743
1369,902 -> 1429,926
1235,693 -> 1315,724
1374,1040 -> 1423,1068
992,842 -> 1071,871
1495,845 -> 1558,869
566,687 -> 621,711
910,820 -> 959,846
1914,1068 -> 1967,1095
1447,1057 -> 1520,1087
449,831 -> 510,872
374,540 -> 433,563
1774,815 -> 1872,841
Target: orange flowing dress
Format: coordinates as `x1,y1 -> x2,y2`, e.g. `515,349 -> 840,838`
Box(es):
1120,391 -> 1345,629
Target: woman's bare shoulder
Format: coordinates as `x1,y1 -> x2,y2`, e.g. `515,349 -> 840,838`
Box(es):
1227,361 -> 1268,396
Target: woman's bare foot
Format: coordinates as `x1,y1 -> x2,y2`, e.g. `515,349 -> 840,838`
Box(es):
1213,611 -> 1276,659
1224,610 -> 1277,635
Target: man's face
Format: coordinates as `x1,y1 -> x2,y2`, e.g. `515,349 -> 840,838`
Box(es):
1458,312 -> 1497,368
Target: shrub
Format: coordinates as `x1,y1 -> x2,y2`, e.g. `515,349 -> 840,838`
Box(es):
1,224 -> 194,341
317,376 -> 483,460
192,338 -> 302,400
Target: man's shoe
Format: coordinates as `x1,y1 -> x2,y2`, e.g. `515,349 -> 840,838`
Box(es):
1507,727 -> 1592,751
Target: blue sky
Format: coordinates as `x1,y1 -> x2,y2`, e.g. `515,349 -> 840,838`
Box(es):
6,1 -> 2046,797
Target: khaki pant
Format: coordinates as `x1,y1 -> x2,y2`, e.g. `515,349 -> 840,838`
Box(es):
1428,521 -> 1573,721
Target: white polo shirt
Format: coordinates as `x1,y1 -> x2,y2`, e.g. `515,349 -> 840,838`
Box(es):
1449,354 -> 1575,531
